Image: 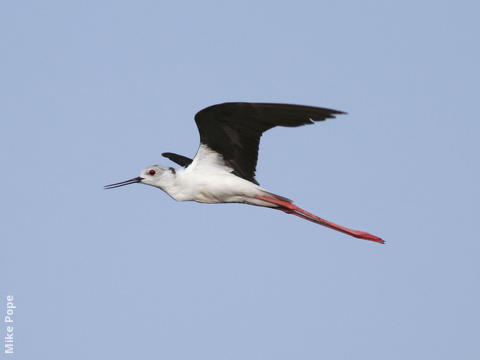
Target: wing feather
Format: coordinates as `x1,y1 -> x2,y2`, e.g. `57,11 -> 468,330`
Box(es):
194,102 -> 346,184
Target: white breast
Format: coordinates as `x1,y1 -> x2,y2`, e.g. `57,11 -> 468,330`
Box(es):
156,145 -> 259,203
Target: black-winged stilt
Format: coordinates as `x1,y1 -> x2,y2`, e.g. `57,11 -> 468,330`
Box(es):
105,102 -> 384,244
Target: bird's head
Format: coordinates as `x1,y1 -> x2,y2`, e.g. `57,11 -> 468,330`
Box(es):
104,165 -> 170,190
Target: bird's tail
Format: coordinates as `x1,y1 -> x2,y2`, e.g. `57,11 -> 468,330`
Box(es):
260,190 -> 293,204
255,195 -> 384,244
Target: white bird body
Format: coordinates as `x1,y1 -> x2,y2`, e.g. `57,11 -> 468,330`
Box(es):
144,145 -> 276,206
105,102 -> 384,244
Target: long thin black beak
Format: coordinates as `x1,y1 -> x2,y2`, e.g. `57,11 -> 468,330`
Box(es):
104,177 -> 144,189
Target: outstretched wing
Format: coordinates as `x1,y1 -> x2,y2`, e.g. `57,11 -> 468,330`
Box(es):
194,102 -> 345,184
162,152 -> 193,167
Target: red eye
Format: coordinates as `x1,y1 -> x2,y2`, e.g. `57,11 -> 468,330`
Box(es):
148,169 -> 156,175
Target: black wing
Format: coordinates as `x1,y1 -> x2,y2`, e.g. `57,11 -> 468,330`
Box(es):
194,102 -> 345,184
162,152 -> 193,167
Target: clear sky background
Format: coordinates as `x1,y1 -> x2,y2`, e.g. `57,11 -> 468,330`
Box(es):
1,1 -> 479,359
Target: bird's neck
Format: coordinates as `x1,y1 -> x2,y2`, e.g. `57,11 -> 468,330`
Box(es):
152,170 -> 182,199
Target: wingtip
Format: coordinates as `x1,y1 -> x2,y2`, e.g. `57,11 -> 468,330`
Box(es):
333,109 -> 348,116
323,109 -> 347,119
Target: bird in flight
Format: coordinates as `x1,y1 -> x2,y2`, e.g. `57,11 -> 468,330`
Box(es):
105,102 -> 384,244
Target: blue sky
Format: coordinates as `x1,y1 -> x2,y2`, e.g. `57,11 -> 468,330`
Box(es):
1,1 -> 479,359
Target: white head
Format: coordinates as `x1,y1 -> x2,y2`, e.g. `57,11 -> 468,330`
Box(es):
104,165 -> 173,190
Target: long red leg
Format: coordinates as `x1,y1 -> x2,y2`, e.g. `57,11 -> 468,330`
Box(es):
256,195 -> 384,244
